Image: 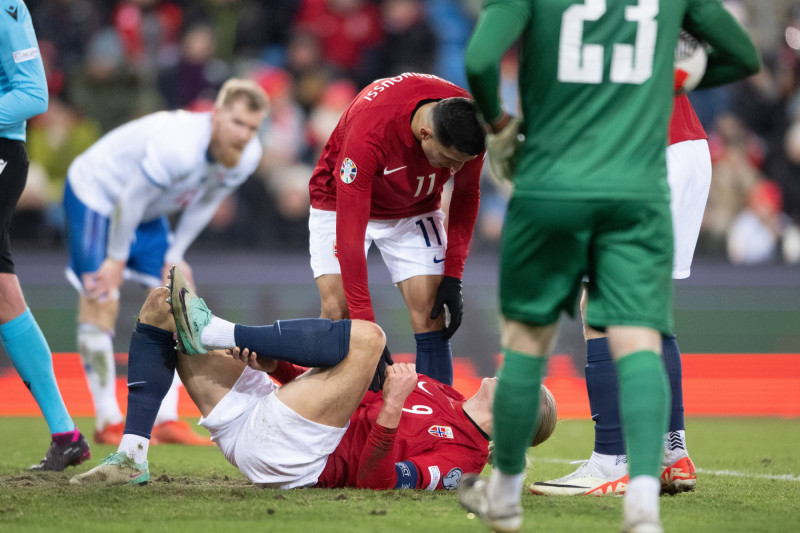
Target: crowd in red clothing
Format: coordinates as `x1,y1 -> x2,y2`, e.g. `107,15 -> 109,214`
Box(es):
14,0 -> 800,265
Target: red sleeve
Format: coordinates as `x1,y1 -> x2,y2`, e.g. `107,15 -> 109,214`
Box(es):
355,424 -> 399,489
268,361 -> 308,385
443,155 -> 483,279
336,120 -> 382,322
413,447 -> 486,491
669,95 -> 706,145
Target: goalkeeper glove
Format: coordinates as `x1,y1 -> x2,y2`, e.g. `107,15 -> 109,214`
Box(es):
430,276 -> 463,339
487,116 -> 524,183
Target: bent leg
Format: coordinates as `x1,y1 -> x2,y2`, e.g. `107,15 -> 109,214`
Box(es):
275,319 -> 385,428
135,287 -> 244,418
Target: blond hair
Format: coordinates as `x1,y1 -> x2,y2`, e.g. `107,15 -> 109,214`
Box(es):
532,384 -> 557,447
486,384 -> 558,468
215,78 -> 269,113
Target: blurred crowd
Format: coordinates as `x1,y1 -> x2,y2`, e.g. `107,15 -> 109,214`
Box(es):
12,0 -> 800,266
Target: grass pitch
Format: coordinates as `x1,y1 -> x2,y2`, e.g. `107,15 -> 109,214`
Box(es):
1,416 -> 798,532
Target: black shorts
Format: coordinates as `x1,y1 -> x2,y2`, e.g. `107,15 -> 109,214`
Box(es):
0,138 -> 30,274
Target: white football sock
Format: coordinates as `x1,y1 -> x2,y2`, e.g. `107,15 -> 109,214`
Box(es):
623,475 -> 661,526
119,433 -> 150,465
590,451 -> 629,478
200,316 -> 236,349
488,469 -> 524,507
78,323 -> 123,430
663,429 -> 689,464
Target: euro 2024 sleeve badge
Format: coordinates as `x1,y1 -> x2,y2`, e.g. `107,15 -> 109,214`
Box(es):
340,157 -> 357,184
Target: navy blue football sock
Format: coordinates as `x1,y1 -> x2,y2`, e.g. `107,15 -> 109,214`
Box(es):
661,334 -> 685,432
124,323 -> 177,440
414,329 -> 453,385
587,335 -> 687,455
234,318 -> 351,367
586,337 -> 625,455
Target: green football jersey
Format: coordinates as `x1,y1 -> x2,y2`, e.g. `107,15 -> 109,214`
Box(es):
465,0 -> 760,201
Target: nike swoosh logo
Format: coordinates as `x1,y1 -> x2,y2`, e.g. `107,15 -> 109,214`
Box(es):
417,381 -> 434,396
127,381 -> 147,387
433,257 -> 445,264
130,472 -> 143,479
383,166 -> 407,175
179,288 -> 192,340
591,413 -> 600,420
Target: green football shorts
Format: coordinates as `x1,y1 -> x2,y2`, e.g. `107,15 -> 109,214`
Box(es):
499,195 -> 674,334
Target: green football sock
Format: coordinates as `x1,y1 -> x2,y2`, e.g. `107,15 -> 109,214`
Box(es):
492,349 -> 546,474
616,350 -> 670,478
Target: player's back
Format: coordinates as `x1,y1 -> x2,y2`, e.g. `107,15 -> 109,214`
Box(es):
514,0 -> 688,201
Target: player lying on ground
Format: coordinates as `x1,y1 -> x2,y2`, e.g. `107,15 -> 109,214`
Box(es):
71,266 -> 556,489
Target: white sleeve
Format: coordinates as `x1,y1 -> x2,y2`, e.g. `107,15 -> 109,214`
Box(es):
164,185 -> 235,265
106,173 -> 166,261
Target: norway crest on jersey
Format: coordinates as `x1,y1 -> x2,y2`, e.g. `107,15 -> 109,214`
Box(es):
428,425 -> 454,439
340,157 -> 357,184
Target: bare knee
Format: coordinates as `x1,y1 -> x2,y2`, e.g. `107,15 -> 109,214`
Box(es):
138,287 -> 175,332
78,295 -> 119,331
348,320 -> 386,367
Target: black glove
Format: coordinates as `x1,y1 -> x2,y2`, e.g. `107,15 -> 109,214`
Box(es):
368,344 -> 394,393
430,276 -> 463,339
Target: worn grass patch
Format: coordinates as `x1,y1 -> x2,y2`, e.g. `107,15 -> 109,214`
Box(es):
1,416 -> 798,532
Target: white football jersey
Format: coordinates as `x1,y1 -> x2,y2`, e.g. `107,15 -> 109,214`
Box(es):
66,110 -> 261,220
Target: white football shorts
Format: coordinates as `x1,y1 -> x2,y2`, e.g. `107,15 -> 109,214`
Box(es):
667,138 -> 712,279
199,366 -> 348,489
308,207 -> 448,283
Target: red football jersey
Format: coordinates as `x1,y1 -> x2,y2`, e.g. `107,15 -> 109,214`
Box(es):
316,376 -> 490,490
669,94 -> 706,145
309,73 -> 484,321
